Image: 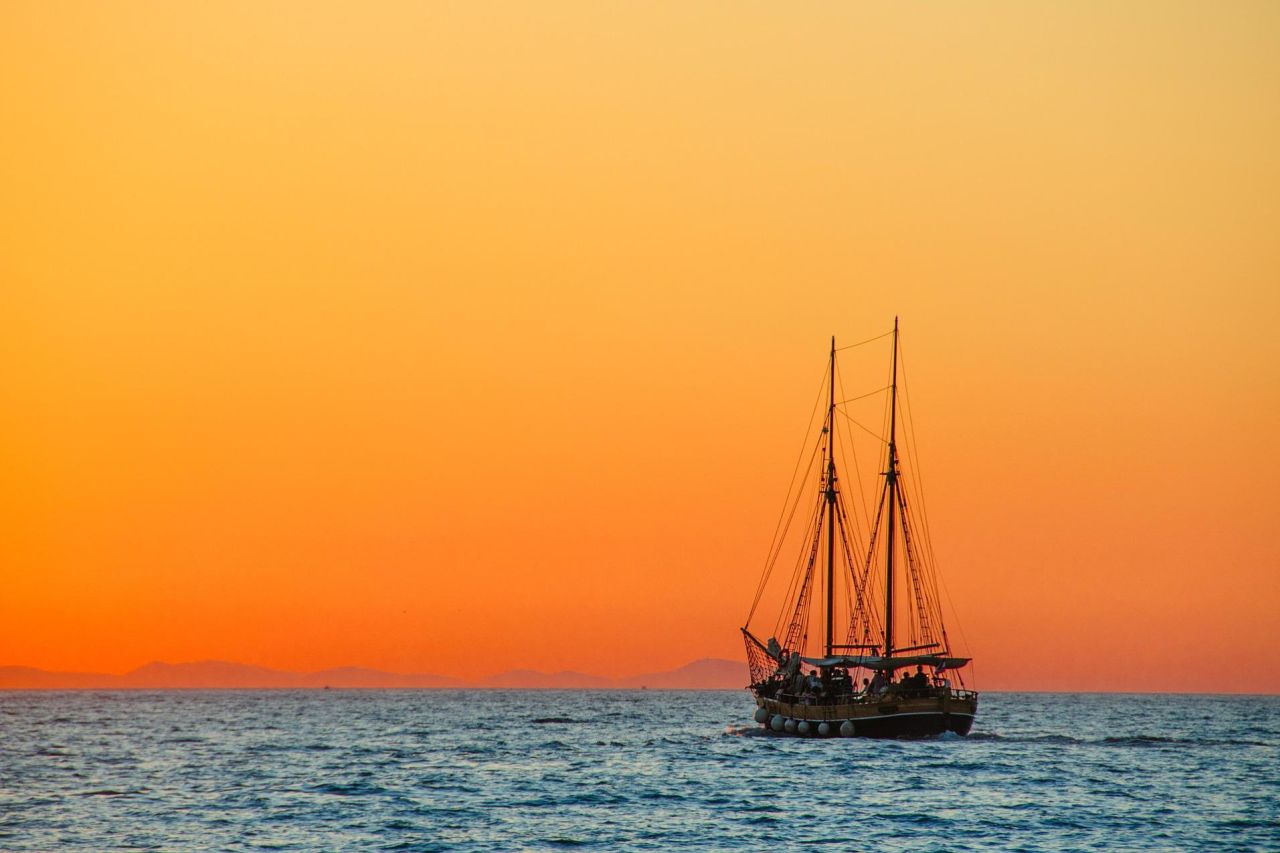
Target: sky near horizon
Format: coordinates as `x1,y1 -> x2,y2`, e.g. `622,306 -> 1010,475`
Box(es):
3,2 -> 1278,693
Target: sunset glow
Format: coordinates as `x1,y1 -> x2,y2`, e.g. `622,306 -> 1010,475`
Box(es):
3,2 -> 1278,693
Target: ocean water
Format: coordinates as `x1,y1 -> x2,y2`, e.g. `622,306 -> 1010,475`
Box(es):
2,691 -> 1277,851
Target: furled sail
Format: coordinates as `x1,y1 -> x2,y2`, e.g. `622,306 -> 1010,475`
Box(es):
799,654 -> 970,672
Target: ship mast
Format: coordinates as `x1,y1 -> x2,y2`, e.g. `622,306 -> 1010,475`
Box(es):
824,336 -> 837,657
884,317 -> 899,658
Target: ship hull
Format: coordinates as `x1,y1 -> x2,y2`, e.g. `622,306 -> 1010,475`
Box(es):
847,708 -> 974,738
754,692 -> 977,738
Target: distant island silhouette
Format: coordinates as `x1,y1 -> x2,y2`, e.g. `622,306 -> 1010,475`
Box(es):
0,658 -> 746,690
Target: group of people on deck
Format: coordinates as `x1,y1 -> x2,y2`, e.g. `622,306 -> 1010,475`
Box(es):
766,651 -> 946,703
868,666 -> 939,698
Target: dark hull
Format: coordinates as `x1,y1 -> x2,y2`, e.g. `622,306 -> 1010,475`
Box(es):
848,709 -> 974,738
753,691 -> 978,739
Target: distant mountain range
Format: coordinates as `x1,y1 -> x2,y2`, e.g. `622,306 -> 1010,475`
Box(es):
0,657 -> 747,690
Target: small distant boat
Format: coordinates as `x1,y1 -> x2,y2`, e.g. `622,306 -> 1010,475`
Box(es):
742,320 -> 977,737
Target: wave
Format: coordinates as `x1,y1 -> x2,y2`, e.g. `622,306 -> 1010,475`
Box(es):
308,781 -> 389,796
969,732 -> 1273,748
8,691 -> 1277,852
1103,735 -> 1180,747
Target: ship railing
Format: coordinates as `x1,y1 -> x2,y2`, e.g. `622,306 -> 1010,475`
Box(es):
766,685 -> 975,706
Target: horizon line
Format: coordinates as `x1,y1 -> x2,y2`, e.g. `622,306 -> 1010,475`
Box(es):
2,686 -> 1277,697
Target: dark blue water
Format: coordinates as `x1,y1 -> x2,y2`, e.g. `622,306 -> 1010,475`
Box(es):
2,691 -> 1277,851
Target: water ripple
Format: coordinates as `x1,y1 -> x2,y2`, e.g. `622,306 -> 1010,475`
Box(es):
1,690 -> 1277,851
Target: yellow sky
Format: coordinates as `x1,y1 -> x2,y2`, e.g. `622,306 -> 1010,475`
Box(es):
2,2 -> 1278,691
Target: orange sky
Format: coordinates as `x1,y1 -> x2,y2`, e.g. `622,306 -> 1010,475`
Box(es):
3,2 -> 1278,693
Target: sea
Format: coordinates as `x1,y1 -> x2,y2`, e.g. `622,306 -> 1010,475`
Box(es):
2,690 -> 1276,851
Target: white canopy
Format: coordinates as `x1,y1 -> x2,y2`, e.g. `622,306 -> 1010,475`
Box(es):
799,654 -> 970,671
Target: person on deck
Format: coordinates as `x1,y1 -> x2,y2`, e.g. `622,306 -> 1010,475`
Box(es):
868,670 -> 888,696
790,667 -> 807,696
828,667 -> 848,698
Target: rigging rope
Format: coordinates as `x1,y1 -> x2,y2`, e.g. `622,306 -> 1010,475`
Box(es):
898,334 -> 973,673
773,497 -> 822,642
744,328 -> 973,685
782,498 -> 825,653
847,475 -> 889,649
748,437 -> 823,626
834,408 -> 889,444
835,329 -> 893,352
835,360 -> 874,542
834,385 -> 891,406
745,362 -> 829,626
837,488 -> 882,648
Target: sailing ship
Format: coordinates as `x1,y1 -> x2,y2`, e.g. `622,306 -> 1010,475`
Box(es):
742,319 -> 977,737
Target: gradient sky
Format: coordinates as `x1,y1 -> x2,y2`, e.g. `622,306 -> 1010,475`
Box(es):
3,2 -> 1278,692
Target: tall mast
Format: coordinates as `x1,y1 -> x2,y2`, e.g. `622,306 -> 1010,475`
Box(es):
884,318 -> 899,659
825,335 -> 837,657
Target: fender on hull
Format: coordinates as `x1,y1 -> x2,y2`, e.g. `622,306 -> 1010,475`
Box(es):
753,693 -> 978,739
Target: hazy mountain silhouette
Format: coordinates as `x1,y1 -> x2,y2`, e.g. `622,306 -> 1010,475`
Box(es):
615,657 -> 746,689
120,661 -> 302,688
0,658 -> 745,689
